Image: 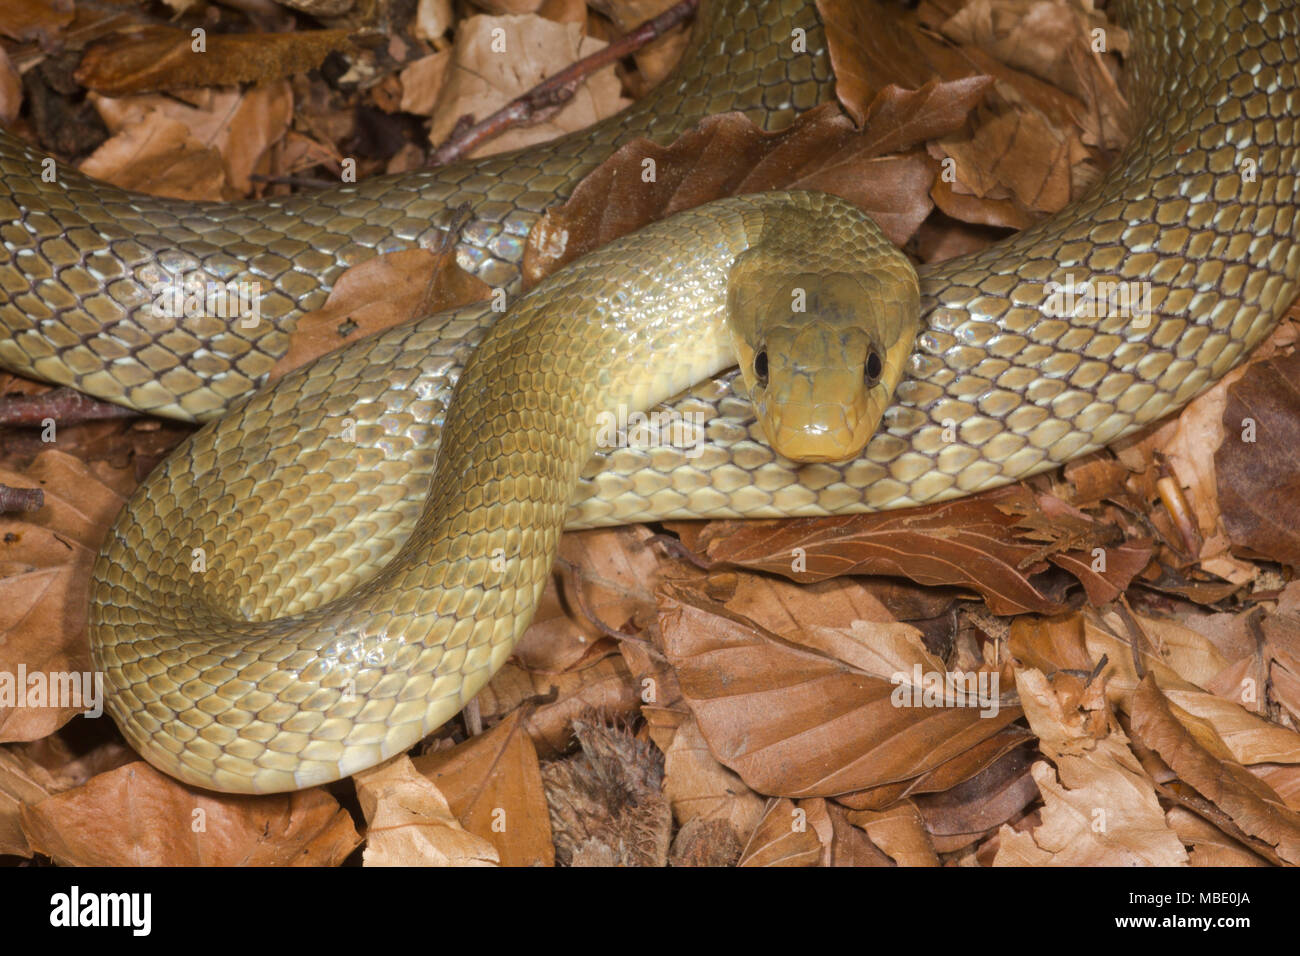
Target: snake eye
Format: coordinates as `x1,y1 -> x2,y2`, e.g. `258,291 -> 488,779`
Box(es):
754,349 -> 769,385
865,349 -> 883,386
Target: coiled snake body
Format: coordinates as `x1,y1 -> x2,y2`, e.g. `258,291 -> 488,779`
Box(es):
1,0 -> 1298,792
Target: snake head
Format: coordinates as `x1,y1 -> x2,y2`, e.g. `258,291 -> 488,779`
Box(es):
727,252 -> 920,463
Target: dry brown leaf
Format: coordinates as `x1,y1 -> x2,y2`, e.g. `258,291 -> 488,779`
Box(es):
399,52 -> 453,116
355,755 -> 499,866
0,453 -> 132,743
1165,806 -> 1271,867
427,14 -> 628,156
1215,351 -> 1300,569
684,485 -> 1150,616
90,84 -> 295,196
0,47 -> 21,127
910,743 -> 1039,851
658,583 -> 1022,797
0,0 -> 73,43
737,797 -> 822,866
1082,611 -> 1300,765
269,247 -> 490,381
21,761 -> 359,865
76,26 -> 359,96
475,655 -> 641,757
993,669 -> 1187,865
662,714 -> 766,840
526,83 -> 992,282
78,113 -> 230,201
1130,675 -> 1300,865
412,711 -> 554,866
0,745 -> 62,856
845,801 -> 940,865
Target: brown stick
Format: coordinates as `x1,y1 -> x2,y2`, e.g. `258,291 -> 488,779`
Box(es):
0,484 -> 44,513
0,387 -> 139,427
428,0 -> 701,166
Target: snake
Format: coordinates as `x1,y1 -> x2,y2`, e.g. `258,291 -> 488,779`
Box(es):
0,0 -> 1297,793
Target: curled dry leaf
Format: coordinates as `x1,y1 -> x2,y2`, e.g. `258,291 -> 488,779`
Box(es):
1130,675 -> 1300,866
413,711 -> 554,867
20,760 -> 360,866
993,669 -> 1187,866
76,26 -> 359,97
89,83 -> 295,197
684,485 -> 1150,616
355,755 -> 499,866
525,77 -> 995,282
475,655 -> 641,757
909,743 -> 1039,852
0,0 -> 73,43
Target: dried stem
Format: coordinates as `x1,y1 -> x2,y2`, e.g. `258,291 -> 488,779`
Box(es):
428,0 -> 700,166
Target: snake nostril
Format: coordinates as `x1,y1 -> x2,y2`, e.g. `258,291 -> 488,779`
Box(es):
865,349 -> 883,386
754,349 -> 769,384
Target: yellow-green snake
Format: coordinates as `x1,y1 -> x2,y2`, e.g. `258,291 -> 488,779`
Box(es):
0,0 -> 1297,792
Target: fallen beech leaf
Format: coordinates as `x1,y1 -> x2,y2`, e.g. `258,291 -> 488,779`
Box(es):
817,0 -> 983,121
78,114 -> 230,201
21,761 -> 359,866
657,584 -> 1022,797
910,744 -> 1039,851
1165,806 -> 1271,867
0,0 -> 73,43
0,47 -> 20,126
807,797 -> 894,866
662,715 -> 765,840
1130,675 -> 1300,865
993,669 -> 1187,866
938,0 -> 1128,147
355,755 -> 498,867
89,84 -> 294,196
76,26 -> 359,96
1082,611 -> 1300,765
413,711 -> 553,866
836,722 -> 1034,811
737,797 -> 821,866
399,52 -> 453,116
0,745 -> 63,856
845,802 -> 940,865
269,247 -> 490,381
1214,351 -> 1300,568
525,82 -> 994,282
427,14 -> 628,156
685,485 -> 1147,616
0,453 -> 131,742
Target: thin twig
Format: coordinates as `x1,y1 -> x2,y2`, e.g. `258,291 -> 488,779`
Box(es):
0,485 -> 44,513
0,387 -> 138,427
428,0 -> 700,166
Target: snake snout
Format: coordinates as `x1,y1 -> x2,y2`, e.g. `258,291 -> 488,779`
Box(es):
756,326 -> 882,463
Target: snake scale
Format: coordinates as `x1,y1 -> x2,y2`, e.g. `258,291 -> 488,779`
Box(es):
0,0 -> 1297,792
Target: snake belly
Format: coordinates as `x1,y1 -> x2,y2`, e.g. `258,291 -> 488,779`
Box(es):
0,0 -> 1295,792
